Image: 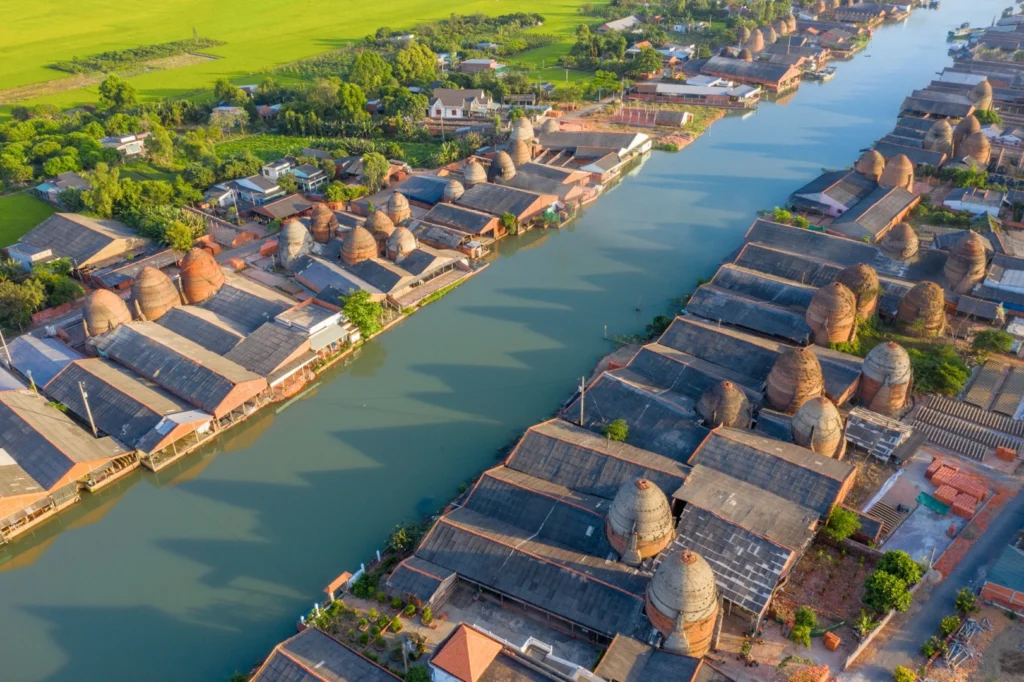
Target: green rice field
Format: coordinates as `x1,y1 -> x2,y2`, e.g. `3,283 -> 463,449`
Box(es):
0,194 -> 56,247
1,0 -> 594,110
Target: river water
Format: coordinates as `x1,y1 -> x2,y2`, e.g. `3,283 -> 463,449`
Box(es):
0,2 -> 1007,680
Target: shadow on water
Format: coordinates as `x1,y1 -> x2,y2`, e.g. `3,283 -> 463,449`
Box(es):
0,2 -> 1011,680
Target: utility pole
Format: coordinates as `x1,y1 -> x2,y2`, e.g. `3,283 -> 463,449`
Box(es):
578,376 -> 586,427
79,381 -> 98,437
0,328 -> 10,368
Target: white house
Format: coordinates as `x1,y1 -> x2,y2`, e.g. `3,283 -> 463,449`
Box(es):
261,159 -> 293,182
100,133 -> 148,157
428,89 -> 492,119
981,124 -> 1024,147
944,187 -> 1005,217
231,175 -> 286,205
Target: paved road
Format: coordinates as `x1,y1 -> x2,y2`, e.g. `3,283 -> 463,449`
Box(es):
843,490 -> 1024,681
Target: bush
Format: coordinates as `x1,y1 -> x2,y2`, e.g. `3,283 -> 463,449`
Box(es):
376,590 -> 387,604
772,206 -> 793,224
371,625 -> 381,637
347,628 -> 357,641
854,610 -> 880,637
974,109 -> 1002,125
893,664 -> 915,682
374,634 -> 386,650
824,507 -> 861,542
790,624 -> 812,647
939,615 -> 960,637
406,666 -> 430,682
864,570 -> 913,613
955,588 -> 978,614
404,604 -> 416,616
359,632 -> 370,645
358,618 -> 369,630
793,215 -> 810,229
794,606 -> 818,630
368,608 -> 378,621
391,597 -> 403,610
377,615 -> 390,629
391,616 -> 403,632
603,419 -> 629,442
876,551 -> 923,586
972,329 -> 1013,354
422,607 -> 433,625
906,345 -> 969,397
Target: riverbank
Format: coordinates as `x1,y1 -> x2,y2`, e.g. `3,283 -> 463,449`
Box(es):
0,2 -> 1006,680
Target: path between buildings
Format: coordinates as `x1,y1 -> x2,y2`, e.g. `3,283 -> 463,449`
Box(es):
841,490 -> 1024,681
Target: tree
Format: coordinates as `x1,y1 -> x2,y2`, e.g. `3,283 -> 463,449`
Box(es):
955,588 -> 977,614
82,163 -> 123,218
326,182 -> 367,203
499,212 -> 519,236
337,82 -> 369,124
974,109 -> 1002,125
876,551 -> 923,586
893,666 -> 915,682
182,163 -> 216,188
392,42 -> 437,84
789,624 -> 811,647
603,419 -> 629,442
406,666 -> 430,682
349,51 -> 393,94
361,152 -> 390,193
794,606 -> 817,630
98,75 -> 138,111
629,48 -> 664,78
341,289 -> 384,337
864,570 -> 913,613
824,507 -> 861,542
146,120 -> 174,166
381,87 -> 428,120
163,220 -> 198,251
0,279 -> 45,330
210,107 -> 249,132
972,329 -> 1013,354
772,206 -> 793,224
697,45 -> 712,59
213,78 -> 246,106
593,70 -> 620,93
277,174 -> 298,194
0,154 -> 35,184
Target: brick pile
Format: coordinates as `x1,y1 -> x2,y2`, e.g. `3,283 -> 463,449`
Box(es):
947,472 -> 988,501
931,465 -> 958,487
823,631 -> 841,651
934,484 -> 958,506
952,492 -> 978,519
926,457 -> 946,480
995,446 -> 1017,462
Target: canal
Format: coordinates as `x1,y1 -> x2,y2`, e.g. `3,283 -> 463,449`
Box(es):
0,2 -> 1006,679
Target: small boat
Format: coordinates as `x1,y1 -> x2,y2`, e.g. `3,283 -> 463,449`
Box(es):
807,67 -> 837,81
948,22 -> 971,39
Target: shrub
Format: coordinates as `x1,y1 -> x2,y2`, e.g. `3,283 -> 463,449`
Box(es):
939,615 -> 960,637
404,604 -> 416,616
368,608 -> 379,621
972,329 -> 1013,354
406,666 -> 431,682
365,652 -> 378,662
391,597 -> 403,610
371,625 -> 381,637
358,618 -> 369,630
376,590 -> 387,604
864,570 -> 913,613
906,345 -> 970,397
359,632 -> 370,645
422,607 -> 433,625
391,616 -> 403,632
793,215 -> 810,229
347,628 -> 356,641
377,615 -> 390,629
955,588 -> 977,614
772,206 -> 793,224
794,606 -> 818,630
374,634 -> 386,650
790,624 -> 812,647
921,637 -> 938,657
893,664 -> 915,682
854,610 -> 879,638
603,419 -> 629,442
876,551 -> 923,586
824,507 -> 861,542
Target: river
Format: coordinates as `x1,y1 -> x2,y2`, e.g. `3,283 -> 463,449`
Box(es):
0,2 -> 1007,679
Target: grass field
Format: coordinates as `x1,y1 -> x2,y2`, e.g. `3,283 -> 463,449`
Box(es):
214,135 -> 442,166
1,0 -> 594,110
0,194 -> 56,247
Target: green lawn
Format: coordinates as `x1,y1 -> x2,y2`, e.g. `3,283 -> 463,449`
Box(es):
2,0 -> 596,110
0,194 -> 55,247
119,160 -> 178,182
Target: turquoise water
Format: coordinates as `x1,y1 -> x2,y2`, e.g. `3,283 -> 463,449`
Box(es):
0,2 -> 1007,679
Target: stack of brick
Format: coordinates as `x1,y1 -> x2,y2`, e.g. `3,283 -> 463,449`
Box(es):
934,485 -> 958,506
823,631 -> 841,651
952,492 -> 978,519
995,446 -> 1017,462
947,472 -> 988,501
926,457 -> 946,480
931,465 -> 958,487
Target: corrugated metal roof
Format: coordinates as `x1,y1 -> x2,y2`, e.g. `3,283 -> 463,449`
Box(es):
19,213 -> 145,266
506,420 -> 690,500
422,203 -> 497,235
253,628 -> 399,682
385,556 -> 455,606
456,183 -> 552,219
156,306 -> 247,355
674,464 -> 817,551
564,371 -> 708,463
90,322 -> 265,415
8,335 -> 83,387
416,507 -> 647,637
198,283 -> 291,334
0,389 -> 125,492
832,186 -> 918,241
44,358 -> 191,449
594,635 -> 704,682
689,428 -> 854,517
685,284 -> 812,344
224,322 -> 309,377
987,541 -> 1024,594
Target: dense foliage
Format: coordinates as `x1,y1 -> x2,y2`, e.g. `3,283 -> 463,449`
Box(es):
603,419 -> 629,442
972,329 -> 1013,354
50,37 -> 224,74
341,290 -> 384,338
824,507 -> 861,542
